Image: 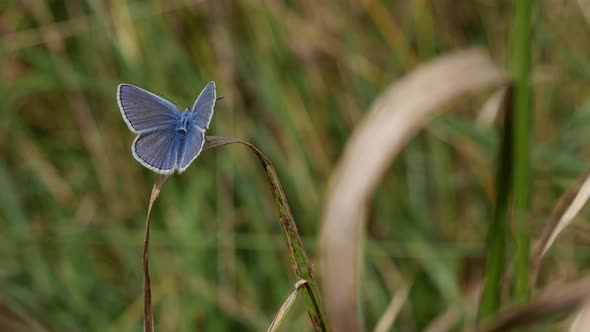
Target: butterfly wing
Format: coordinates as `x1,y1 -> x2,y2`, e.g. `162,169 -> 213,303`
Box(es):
177,126 -> 205,173
132,128 -> 182,174
118,84 -> 181,133
191,81 -> 216,130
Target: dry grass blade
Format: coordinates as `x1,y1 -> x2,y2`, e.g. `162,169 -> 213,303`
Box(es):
143,174 -> 170,332
531,168 -> 590,285
373,282 -> 411,332
424,281 -> 482,332
476,87 -> 507,127
318,48 -> 508,332
577,0 -> 590,26
569,300 -> 590,332
480,275 -> 590,332
424,309 -> 460,332
267,279 -> 309,332
203,136 -> 327,332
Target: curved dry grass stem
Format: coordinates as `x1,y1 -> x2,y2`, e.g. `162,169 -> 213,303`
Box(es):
569,300 -> 590,332
373,282 -> 411,332
203,136 -> 327,332
476,87 -> 507,127
267,279 -> 309,332
318,48 -> 508,332
531,168 -> 590,285
143,174 -> 170,332
577,0 -> 590,26
140,137 -> 327,332
480,275 -> 590,332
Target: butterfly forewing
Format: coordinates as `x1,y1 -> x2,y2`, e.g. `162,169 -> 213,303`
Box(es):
191,81 -> 216,130
132,129 -> 182,174
118,84 -> 181,133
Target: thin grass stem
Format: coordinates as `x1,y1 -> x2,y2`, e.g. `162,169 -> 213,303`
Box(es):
203,136 -> 328,332
509,0 -> 533,305
479,88 -> 514,319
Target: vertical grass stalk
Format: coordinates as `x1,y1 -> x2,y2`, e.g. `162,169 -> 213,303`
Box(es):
480,88 -> 514,319
509,0 -> 533,304
143,174 -> 170,332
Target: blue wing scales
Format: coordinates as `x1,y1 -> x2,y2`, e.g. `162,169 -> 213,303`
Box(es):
191,81 -> 216,130
132,129 -> 182,174
118,84 -> 181,133
118,81 -> 216,174
178,127 -> 205,173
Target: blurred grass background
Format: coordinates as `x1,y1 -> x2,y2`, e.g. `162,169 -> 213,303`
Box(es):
2,0 -> 590,331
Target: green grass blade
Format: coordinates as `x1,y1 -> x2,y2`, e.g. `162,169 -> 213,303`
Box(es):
509,0 -> 534,305
480,87 -> 514,319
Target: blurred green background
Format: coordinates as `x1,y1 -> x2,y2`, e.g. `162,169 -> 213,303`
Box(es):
2,1 -> 590,331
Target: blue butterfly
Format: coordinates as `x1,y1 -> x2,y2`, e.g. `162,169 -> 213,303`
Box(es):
117,81 -> 216,174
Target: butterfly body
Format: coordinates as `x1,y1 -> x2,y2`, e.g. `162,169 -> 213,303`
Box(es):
117,81 -> 216,174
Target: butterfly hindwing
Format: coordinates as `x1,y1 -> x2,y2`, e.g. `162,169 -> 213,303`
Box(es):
178,126 -> 205,173
132,128 -> 182,174
118,84 -> 181,133
191,81 -> 216,130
